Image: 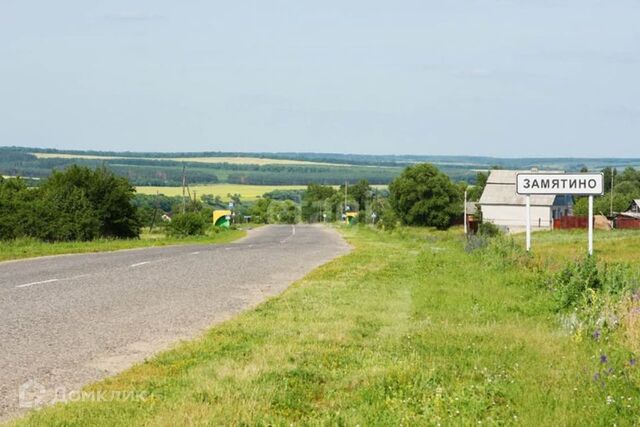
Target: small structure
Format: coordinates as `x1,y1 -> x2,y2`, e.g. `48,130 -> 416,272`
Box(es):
213,210 -> 232,228
479,170 -> 573,232
464,202 -> 480,234
615,200 -> 640,229
345,212 -> 358,224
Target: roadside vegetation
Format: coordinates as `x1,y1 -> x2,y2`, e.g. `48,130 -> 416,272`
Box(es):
0,229 -> 246,262
10,226 -> 640,425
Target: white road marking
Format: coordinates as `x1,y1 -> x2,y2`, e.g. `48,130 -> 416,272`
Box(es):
190,251 -> 200,255
16,278 -> 59,288
130,261 -> 151,268
280,225 -> 296,244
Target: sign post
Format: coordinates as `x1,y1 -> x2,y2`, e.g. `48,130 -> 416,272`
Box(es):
525,195 -> 531,251
516,172 -> 603,255
588,195 -> 594,256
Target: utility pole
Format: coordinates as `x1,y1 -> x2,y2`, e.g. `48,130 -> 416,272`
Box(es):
610,169 -> 614,217
344,180 -> 348,213
181,164 -> 187,214
149,190 -> 159,232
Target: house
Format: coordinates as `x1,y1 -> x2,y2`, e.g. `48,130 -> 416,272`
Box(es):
479,170 -> 573,232
627,199 -> 640,214
615,200 -> 640,229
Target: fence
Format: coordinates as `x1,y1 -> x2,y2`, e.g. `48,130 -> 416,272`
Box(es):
553,216 -> 590,229
615,216 -> 640,229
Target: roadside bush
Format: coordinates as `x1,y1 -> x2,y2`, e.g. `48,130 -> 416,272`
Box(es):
551,257 -> 601,310
478,222 -> 501,237
0,167 -> 141,242
166,212 -> 207,237
464,235 -> 489,252
376,206 -> 399,230
548,257 -> 640,341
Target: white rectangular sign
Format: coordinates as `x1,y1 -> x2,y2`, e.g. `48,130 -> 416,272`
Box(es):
516,173 -> 604,196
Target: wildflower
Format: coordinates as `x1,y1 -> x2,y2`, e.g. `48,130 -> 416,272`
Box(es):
592,329 -> 601,341
630,358 -> 636,367
600,354 -> 608,364
593,372 -> 600,381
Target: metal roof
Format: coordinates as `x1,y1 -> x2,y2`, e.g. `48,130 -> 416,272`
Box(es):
479,170 -> 558,207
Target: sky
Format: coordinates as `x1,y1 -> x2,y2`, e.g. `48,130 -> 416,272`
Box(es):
1,1 -> 639,157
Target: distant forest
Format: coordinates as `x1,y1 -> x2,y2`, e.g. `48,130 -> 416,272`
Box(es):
1,146 -> 640,187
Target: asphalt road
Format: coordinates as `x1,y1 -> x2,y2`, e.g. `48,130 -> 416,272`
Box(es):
0,225 -> 350,420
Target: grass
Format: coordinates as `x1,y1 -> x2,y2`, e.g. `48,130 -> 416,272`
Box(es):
135,184 -> 308,199
9,226 -> 640,426
524,228 -> 640,268
0,229 -> 246,263
32,153 -> 340,166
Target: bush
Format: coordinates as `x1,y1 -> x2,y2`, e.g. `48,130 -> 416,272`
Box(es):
478,222 -> 501,237
376,206 -> 399,230
552,257 -> 601,310
0,167 -> 141,242
166,212 -> 207,237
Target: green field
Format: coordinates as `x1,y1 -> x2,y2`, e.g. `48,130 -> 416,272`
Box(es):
10,226 -> 640,426
135,184 -> 308,200
0,229 -> 246,263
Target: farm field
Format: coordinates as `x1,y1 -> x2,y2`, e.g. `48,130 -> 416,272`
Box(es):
12,226 -> 640,426
31,152 -> 343,167
135,184 -> 308,199
136,184 -> 389,200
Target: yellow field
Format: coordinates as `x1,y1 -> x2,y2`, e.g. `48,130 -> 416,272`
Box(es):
32,153 -> 342,167
135,184 -> 307,200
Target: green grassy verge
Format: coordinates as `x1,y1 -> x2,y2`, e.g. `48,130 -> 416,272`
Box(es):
9,226 -> 640,425
0,229 -> 246,262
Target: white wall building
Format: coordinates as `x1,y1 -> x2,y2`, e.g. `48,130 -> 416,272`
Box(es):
479,170 -> 573,232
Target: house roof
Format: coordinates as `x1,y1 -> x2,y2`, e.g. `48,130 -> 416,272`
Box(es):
634,199 -> 640,207
465,202 -> 478,215
479,170 -> 559,207
620,211 -> 640,219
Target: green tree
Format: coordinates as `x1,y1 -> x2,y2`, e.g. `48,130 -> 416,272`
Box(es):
466,171 -> 488,201
250,198 -> 272,224
267,200 -> 299,224
301,184 -> 336,222
343,180 -> 372,211
43,166 -> 141,238
389,163 -> 462,229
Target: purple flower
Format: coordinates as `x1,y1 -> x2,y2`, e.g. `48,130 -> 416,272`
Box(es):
631,358 -> 636,367
592,329 -> 601,341
600,354 -> 608,364
593,372 -> 600,381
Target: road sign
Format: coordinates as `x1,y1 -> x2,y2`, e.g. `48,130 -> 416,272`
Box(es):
516,173 -> 604,195
516,172 -> 604,256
